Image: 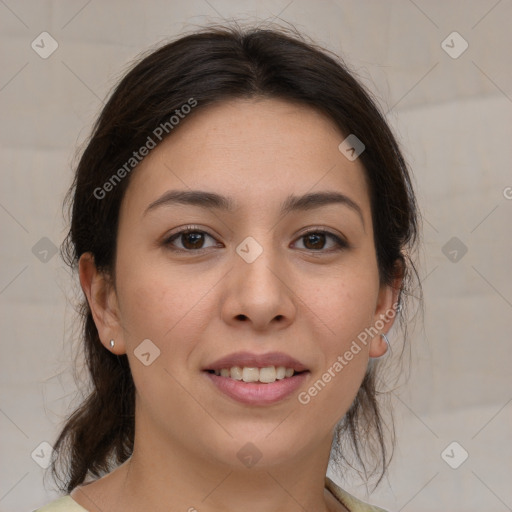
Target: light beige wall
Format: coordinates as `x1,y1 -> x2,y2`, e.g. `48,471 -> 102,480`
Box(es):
1,1 -> 510,511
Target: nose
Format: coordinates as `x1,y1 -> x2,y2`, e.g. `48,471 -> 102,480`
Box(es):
220,241 -> 297,332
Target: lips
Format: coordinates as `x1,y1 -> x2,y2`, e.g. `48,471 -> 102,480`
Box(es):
203,351 -> 310,405
204,371 -> 309,405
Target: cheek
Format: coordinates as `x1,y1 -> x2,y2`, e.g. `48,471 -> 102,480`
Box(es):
115,261 -> 214,402
297,280 -> 376,420
297,264 -> 379,408
302,265 -> 379,346
115,257 -> 216,350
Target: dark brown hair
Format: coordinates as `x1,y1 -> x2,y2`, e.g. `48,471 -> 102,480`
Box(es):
52,23 -> 420,493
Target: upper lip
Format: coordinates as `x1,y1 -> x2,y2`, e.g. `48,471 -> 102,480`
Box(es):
204,351 -> 309,372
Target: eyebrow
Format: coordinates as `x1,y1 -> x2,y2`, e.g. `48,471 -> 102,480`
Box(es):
144,189 -> 365,226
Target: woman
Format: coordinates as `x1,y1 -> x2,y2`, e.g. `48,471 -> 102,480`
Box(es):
37,24 -> 419,512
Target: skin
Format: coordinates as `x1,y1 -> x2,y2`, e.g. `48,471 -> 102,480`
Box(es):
73,98 -> 400,512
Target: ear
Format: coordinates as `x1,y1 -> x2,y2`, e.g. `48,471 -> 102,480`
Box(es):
369,270 -> 403,358
78,252 -> 126,355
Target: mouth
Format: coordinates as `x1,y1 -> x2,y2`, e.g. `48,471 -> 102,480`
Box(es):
203,352 -> 310,405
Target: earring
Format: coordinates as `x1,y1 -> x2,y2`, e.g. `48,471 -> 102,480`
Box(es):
110,339 -> 115,348
370,333 -> 390,360
381,332 -> 390,351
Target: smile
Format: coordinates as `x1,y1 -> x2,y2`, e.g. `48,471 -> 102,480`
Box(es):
204,368 -> 309,406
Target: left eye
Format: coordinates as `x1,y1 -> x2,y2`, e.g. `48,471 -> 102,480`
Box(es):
293,231 -> 347,251
164,229 -> 220,251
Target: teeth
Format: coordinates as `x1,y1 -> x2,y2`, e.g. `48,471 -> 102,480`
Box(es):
212,365 -> 297,383
242,367 -> 260,382
259,366 -> 277,383
230,366 -> 243,380
276,366 -> 286,379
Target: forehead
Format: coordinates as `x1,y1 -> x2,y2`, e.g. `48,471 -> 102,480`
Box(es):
123,98 -> 371,216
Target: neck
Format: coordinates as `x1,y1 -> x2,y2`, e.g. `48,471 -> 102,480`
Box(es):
115,425 -> 337,512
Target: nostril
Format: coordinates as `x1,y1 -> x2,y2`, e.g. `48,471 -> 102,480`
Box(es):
235,314 -> 248,321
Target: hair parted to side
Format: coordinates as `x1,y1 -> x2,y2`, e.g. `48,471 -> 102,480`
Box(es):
52,22 -> 421,493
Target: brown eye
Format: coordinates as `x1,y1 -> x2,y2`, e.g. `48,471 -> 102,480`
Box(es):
164,228 -> 220,252
180,232 -> 206,249
294,230 -> 348,252
303,232 -> 326,250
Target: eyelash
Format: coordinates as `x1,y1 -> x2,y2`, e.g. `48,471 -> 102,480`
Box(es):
163,225 -> 349,254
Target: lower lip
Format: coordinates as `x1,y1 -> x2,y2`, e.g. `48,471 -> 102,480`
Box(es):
204,371 -> 309,406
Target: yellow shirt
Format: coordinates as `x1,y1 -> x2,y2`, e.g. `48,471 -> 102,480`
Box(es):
325,477 -> 388,511
34,477 -> 388,512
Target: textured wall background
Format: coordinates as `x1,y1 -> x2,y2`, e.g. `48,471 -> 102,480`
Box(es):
1,1 -> 511,511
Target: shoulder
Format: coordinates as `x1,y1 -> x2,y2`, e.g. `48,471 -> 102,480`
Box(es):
325,477 -> 389,512
33,495 -> 89,512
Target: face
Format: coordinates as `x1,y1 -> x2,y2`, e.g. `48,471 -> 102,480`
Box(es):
82,98 -> 397,470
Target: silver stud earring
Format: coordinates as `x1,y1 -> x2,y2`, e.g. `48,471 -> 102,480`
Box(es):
110,339 -> 115,348
370,333 -> 390,360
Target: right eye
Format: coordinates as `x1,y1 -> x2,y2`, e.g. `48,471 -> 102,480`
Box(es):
163,226 -> 223,252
